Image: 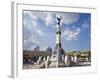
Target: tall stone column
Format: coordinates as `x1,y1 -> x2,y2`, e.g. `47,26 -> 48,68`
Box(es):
56,16 -> 62,67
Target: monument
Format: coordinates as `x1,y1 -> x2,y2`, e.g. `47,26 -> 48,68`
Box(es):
49,16 -> 65,68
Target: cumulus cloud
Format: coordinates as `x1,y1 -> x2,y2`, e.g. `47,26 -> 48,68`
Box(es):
56,12 -> 79,25
24,11 -> 45,36
45,13 -> 54,26
23,11 -> 46,50
62,27 -> 81,41
23,10 -> 90,50
23,10 -> 80,49
23,35 -> 40,50
24,11 -> 80,29
81,21 -> 90,30
37,29 -> 45,36
24,10 -> 45,20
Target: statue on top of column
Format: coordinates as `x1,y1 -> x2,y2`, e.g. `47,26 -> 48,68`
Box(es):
57,16 -> 62,26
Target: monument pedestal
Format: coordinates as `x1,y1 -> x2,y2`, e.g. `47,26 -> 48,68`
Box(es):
49,56 -> 66,68
49,48 -> 66,68
49,54 -> 58,68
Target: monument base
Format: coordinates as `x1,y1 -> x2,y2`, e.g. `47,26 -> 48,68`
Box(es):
49,55 -> 58,68
49,55 -> 66,68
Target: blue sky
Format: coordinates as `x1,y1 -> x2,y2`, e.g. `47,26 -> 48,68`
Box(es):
23,10 -> 91,52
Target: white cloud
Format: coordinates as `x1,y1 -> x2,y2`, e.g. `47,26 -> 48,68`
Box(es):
62,27 -> 81,41
24,11 -> 81,47
76,28 -> 81,32
81,21 -> 90,30
23,19 -> 35,31
23,11 -> 46,50
45,13 -> 53,26
24,10 -> 80,27
24,11 -> 80,29
24,14 -> 45,37
45,13 -> 56,27
23,35 -> 40,50
56,13 -> 79,25
45,12 -> 79,27
37,29 -> 45,36
24,11 -> 47,22
24,11 -> 37,20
